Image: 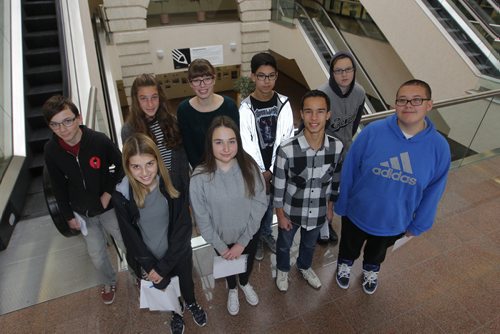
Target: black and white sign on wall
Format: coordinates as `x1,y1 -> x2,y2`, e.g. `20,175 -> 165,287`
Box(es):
171,45 -> 223,69
171,48 -> 191,69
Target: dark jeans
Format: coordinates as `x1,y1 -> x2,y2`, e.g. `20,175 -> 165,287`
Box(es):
216,232 -> 259,289
338,216 -> 403,267
276,223 -> 321,272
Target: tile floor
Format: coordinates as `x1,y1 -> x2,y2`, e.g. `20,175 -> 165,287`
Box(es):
0,156 -> 499,333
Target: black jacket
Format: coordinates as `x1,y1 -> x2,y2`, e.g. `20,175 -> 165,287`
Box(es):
44,126 -> 123,221
112,177 -> 192,289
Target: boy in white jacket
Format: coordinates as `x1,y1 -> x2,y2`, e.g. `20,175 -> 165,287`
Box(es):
239,52 -> 294,260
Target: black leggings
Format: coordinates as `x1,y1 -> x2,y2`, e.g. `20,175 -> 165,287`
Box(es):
216,232 -> 259,289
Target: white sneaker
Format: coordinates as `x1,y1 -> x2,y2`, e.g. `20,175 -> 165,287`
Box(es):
239,283 -> 259,306
299,267 -> 322,289
276,269 -> 289,292
227,288 -> 239,315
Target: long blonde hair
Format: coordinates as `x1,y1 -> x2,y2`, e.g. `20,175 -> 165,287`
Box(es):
122,133 -> 179,208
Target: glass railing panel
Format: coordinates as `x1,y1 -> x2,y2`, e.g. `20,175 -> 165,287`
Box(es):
454,94 -> 500,166
272,0 -> 296,27
0,0 -> 12,181
146,0 -> 239,28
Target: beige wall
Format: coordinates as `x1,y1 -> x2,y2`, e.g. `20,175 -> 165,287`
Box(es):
147,22 -> 242,74
269,21 -> 328,89
361,0 -> 480,100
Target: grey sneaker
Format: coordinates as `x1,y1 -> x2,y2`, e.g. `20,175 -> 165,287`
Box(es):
255,240 -> 264,261
298,267 -> 321,289
261,234 -> 276,253
276,269 -> 289,292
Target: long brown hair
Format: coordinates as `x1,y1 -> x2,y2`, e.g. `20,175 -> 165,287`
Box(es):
122,133 -> 179,208
195,116 -> 262,197
128,73 -> 182,148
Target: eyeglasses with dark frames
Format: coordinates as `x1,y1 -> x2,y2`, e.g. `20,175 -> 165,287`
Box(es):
332,67 -> 354,75
395,98 -> 431,106
190,76 -> 214,87
49,117 -> 77,130
255,72 -> 278,81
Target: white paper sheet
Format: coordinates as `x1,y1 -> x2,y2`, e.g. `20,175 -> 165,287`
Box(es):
73,212 -> 87,236
213,255 -> 248,279
392,235 -> 413,252
139,276 -> 182,314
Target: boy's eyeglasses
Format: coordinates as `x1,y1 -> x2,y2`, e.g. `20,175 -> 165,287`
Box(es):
332,67 -> 354,75
49,117 -> 77,130
255,73 -> 278,81
395,98 -> 431,106
190,77 -> 214,87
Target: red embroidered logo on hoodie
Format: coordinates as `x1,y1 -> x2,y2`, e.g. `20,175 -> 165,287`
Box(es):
89,156 -> 101,169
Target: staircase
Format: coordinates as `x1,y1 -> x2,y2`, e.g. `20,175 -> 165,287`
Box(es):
22,0 -> 66,218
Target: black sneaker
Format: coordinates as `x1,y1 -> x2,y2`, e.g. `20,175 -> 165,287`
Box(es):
170,313 -> 185,334
362,269 -> 379,295
187,302 -> 207,327
336,262 -> 352,289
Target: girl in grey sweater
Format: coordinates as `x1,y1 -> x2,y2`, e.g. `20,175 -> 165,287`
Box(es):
190,116 -> 267,316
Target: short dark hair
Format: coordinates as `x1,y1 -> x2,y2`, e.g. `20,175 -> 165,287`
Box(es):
397,79 -> 432,99
301,89 -> 330,112
42,95 -> 79,123
251,52 -> 277,73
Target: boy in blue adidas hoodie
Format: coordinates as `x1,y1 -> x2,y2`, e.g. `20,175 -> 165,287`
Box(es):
334,79 -> 450,294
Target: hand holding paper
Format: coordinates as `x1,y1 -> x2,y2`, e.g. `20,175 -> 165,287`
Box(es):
213,255 -> 248,279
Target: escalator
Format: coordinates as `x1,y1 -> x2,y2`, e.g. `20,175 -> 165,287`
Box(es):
276,0 -> 391,113
422,0 -> 500,79
451,0 -> 500,54
21,0 -> 68,218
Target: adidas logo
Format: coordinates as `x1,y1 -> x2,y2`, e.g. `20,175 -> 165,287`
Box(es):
372,152 -> 417,185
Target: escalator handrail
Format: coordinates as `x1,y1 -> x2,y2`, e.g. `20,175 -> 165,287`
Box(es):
459,0 -> 500,39
296,0 -> 389,109
360,88 -> 500,124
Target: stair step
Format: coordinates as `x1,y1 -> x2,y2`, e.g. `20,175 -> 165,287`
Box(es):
24,1 -> 56,17
27,83 -> 63,96
24,15 -> 57,32
24,31 -> 59,49
28,127 -> 52,143
29,153 -> 46,171
26,64 -> 61,75
26,107 -> 47,129
25,46 -> 59,56
26,84 -> 63,107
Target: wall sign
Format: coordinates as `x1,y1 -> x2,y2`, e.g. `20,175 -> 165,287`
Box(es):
171,45 -> 223,69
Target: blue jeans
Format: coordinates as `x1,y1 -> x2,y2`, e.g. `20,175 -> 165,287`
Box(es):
81,208 -> 125,286
258,198 -> 273,238
276,223 -> 321,272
